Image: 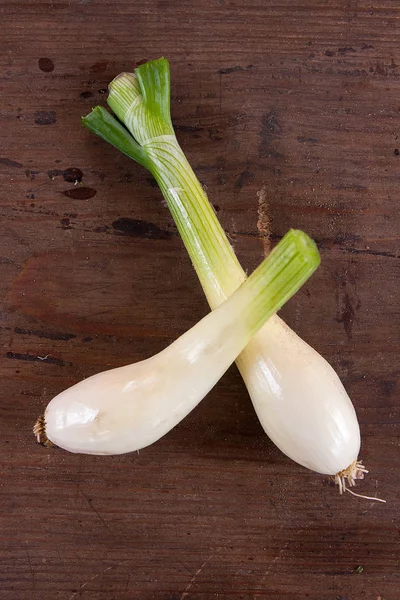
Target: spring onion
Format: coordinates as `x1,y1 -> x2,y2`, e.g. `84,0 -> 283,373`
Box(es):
81,58 -> 371,496
34,230 -> 319,455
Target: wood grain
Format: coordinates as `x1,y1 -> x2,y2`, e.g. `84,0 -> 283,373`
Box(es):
0,1 -> 399,598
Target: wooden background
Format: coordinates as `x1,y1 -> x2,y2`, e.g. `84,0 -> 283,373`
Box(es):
0,1 -> 399,598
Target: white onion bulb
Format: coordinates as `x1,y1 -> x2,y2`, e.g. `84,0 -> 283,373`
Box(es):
238,316 -> 366,492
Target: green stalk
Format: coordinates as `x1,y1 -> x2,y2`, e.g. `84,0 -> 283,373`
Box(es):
82,105 -> 151,170
83,59 -> 250,309
234,230 -> 319,337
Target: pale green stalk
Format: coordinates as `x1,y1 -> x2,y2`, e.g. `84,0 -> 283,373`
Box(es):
105,66 -> 245,307
227,229 -> 319,337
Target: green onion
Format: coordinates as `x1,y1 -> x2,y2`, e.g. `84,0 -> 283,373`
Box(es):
82,59 -> 369,495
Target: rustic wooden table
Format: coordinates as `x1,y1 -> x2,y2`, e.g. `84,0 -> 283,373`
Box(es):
0,1 -> 398,599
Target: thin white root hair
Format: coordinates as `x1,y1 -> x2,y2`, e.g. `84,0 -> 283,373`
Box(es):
345,489 -> 386,503
334,459 -> 385,502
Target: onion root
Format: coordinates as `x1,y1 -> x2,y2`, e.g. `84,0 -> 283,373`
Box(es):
33,415 -> 53,447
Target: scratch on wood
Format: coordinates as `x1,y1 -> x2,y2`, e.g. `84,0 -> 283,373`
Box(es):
180,556 -> 213,599
79,489 -> 112,534
218,64 -> 253,75
253,526 -> 311,599
124,572 -> 131,593
341,247 -> 399,259
56,545 -> 65,567
219,73 -> 222,119
256,187 -> 271,256
69,560 -> 131,600
334,269 -> 361,340
69,566 -> 113,600
25,542 -> 35,591
256,544 -> 287,592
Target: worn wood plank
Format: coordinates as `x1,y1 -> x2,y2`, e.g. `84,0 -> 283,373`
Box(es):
0,1 -> 399,599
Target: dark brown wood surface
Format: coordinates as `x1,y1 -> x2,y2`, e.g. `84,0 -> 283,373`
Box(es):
0,1 -> 399,598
